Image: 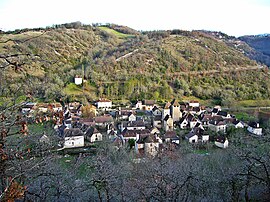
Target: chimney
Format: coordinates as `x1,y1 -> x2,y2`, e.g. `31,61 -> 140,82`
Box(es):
257,123 -> 259,128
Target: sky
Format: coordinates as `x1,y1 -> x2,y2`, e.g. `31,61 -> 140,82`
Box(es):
0,0 -> 270,36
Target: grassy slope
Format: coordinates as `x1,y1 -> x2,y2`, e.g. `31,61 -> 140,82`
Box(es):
98,26 -> 135,39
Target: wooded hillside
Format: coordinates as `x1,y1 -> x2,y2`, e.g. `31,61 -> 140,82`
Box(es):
1,23 -> 269,104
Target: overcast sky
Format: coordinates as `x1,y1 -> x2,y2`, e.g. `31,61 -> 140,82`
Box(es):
0,0 -> 270,36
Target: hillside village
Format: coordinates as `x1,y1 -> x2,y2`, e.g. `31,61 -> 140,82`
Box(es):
21,98 -> 263,158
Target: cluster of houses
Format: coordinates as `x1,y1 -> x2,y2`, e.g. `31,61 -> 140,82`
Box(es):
21,98 -> 263,158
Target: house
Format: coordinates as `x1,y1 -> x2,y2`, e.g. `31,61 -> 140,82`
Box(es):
186,127 -> 209,143
128,113 -> 136,122
51,103 -> 63,112
208,120 -> 226,133
37,104 -> 48,113
112,135 -> 125,148
85,127 -> 102,142
198,114 -> 212,127
153,115 -> 162,129
152,106 -> 162,116
95,115 -> 114,127
135,101 -> 143,110
185,132 -> 198,143
163,131 -> 180,144
117,109 -> 132,120
74,75 -> 83,85
143,100 -> 156,111
179,116 -> 189,129
144,135 -> 160,157
189,100 -> 200,108
215,136 -> 229,148
149,127 -> 161,135
21,102 -> 37,114
96,99 -> 112,109
39,134 -> 50,144
189,117 -> 198,129
120,120 -> 146,132
162,102 -> 171,122
63,128 -> 84,148
217,111 -> 231,119
80,118 -> 95,126
232,119 -> 245,128
121,129 -> 151,141
247,122 -> 262,135
211,106 -> 221,115
135,134 -> 160,157
163,114 -> 174,131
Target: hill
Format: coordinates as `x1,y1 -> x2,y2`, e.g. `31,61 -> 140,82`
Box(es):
0,23 -> 269,105
239,34 -> 270,67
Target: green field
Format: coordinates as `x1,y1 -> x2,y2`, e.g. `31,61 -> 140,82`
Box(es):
98,26 -> 135,39
235,99 -> 270,107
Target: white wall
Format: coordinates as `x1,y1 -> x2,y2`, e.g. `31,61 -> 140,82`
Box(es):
64,136 -> 84,148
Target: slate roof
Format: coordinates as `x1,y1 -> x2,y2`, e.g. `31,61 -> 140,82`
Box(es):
248,122 -> 260,128
122,120 -> 145,128
212,108 -> 219,114
95,115 -> 113,123
64,128 -> 84,137
122,129 -> 151,138
85,127 -> 100,138
217,111 -> 228,117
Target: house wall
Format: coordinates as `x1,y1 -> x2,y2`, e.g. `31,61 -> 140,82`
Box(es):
126,126 -> 145,131
209,124 -> 226,133
189,102 -> 200,108
215,140 -> 229,148
128,114 -> 136,122
180,120 -> 188,129
153,110 -> 162,116
90,133 -> 103,142
202,135 -> 209,142
164,118 -> 173,131
64,136 -> 84,148
190,121 -> 197,129
75,77 -> 83,85
235,123 -> 244,128
162,109 -> 170,120
247,126 -> 262,135
172,139 -> 180,144
154,120 -> 162,128
188,135 -> 198,143
97,101 -> 112,109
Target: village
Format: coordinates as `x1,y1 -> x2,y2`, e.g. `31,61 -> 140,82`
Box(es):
20,97 -> 264,158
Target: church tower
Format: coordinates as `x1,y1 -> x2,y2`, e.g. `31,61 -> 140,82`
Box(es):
170,99 -> 181,122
